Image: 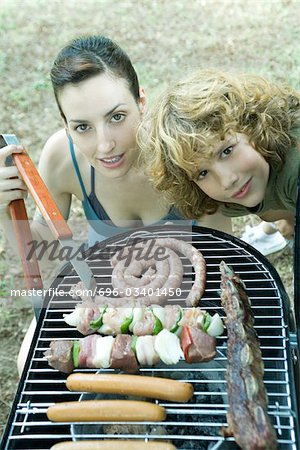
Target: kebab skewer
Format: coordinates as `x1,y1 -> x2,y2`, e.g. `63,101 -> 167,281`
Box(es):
44,327 -> 217,374
64,303 -> 224,338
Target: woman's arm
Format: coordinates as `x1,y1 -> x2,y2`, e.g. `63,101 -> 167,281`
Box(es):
37,129 -> 74,218
0,130 -> 75,279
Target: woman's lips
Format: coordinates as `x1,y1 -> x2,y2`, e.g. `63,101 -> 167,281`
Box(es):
233,179 -> 252,200
98,153 -> 125,169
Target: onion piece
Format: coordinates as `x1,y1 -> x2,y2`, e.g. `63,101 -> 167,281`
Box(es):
136,335 -> 159,366
64,308 -> 81,327
98,323 -> 114,335
206,313 -> 224,337
95,336 -> 114,368
129,307 -> 145,332
196,311 -> 205,329
152,305 -> 165,327
154,329 -> 184,365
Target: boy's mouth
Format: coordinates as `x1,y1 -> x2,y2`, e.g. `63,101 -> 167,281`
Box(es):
232,178 -> 252,200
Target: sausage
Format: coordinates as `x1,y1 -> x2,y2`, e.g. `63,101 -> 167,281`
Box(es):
73,237 -> 206,307
47,400 -> 166,422
111,238 -> 205,306
51,441 -> 177,450
113,246 -> 183,304
155,237 -> 206,306
66,373 -> 194,403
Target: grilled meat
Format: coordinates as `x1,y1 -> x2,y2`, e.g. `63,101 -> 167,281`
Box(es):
220,261 -> 278,450
185,327 -> 216,363
110,335 -> 139,372
44,340 -> 74,374
132,308 -> 156,336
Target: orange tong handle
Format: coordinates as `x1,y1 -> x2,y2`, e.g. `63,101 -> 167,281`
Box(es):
12,149 -> 73,240
9,198 -> 43,290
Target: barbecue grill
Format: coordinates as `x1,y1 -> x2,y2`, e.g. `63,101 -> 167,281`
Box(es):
1,224 -> 299,450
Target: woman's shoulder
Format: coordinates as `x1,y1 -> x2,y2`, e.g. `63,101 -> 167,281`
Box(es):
39,129 -> 90,202
40,129 -> 70,166
38,129 -> 78,194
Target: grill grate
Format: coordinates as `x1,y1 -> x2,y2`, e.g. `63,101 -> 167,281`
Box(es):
1,225 -> 299,450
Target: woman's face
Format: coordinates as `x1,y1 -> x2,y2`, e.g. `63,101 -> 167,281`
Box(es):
59,73 -> 145,178
193,133 -> 270,208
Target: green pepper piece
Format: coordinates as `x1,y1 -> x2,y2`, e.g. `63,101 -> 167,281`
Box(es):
90,305 -> 108,330
120,315 -> 133,334
72,341 -> 81,368
131,335 -> 137,355
203,313 -> 212,332
170,307 -> 183,333
152,316 -> 163,335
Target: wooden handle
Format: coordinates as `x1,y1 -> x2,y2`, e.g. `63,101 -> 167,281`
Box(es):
9,198 -> 43,290
12,150 -> 73,240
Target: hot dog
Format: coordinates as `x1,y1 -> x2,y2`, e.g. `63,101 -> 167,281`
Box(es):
51,441 -> 177,450
66,373 -> 193,403
47,400 -> 166,422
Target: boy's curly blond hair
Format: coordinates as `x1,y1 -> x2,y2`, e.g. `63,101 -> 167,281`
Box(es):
138,69 -> 300,219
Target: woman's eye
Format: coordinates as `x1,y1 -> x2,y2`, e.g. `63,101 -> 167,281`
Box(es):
198,169 -> 208,180
75,124 -> 89,133
222,146 -> 233,157
111,113 -> 125,123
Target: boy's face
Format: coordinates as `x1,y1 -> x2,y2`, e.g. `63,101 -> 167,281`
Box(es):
193,133 -> 270,208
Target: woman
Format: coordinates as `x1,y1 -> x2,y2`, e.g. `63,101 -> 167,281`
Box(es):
0,37 -> 231,373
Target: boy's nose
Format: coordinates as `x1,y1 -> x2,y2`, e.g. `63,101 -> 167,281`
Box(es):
221,171 -> 239,190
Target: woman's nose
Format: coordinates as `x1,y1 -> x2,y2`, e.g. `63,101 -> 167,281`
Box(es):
96,127 -> 115,154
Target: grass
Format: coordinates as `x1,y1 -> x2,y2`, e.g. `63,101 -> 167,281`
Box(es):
0,0 -> 299,437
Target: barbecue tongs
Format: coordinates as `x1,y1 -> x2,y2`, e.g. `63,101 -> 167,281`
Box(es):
1,134 -> 97,315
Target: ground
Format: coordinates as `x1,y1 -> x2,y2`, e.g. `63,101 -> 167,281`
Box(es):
0,0 -> 299,436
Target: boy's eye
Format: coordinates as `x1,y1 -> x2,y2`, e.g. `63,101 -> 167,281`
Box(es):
222,145 -> 233,157
197,169 -> 208,180
111,113 -> 125,123
75,124 -> 89,133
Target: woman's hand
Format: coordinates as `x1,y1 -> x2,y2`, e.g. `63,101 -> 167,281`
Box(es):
0,144 -> 27,214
